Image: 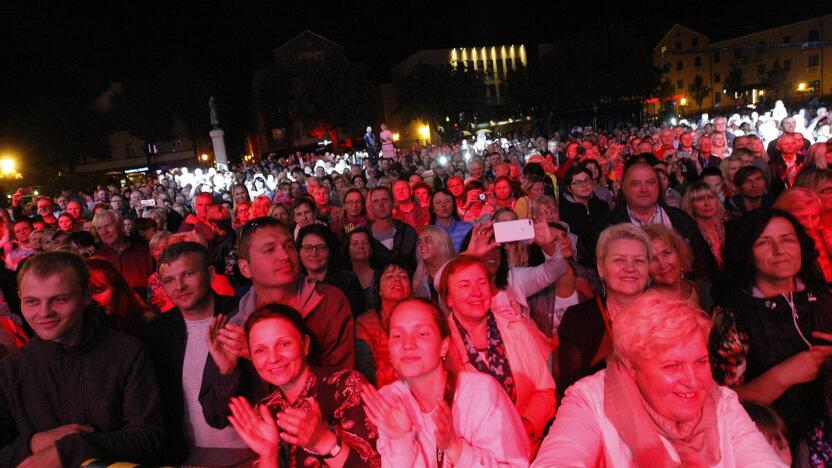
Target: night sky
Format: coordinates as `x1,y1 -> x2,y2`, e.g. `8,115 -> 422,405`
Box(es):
2,1 -> 831,124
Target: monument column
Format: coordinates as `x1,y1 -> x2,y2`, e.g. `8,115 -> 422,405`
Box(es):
209,96 -> 229,170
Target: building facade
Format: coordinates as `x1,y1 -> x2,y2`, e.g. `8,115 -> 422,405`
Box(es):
651,15 -> 832,114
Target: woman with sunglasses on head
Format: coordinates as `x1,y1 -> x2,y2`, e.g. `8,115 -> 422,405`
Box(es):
361,298 -> 529,467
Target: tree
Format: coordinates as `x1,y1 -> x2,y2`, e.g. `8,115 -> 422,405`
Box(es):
724,65 -> 745,107
687,75 -> 711,110
394,63 -> 487,140
289,55 -> 373,140
764,60 -> 789,99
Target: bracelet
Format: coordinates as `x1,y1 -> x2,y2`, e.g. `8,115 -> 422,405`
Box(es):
305,432 -> 342,459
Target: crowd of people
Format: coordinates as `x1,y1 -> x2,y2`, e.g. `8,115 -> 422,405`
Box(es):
1,100 -> 832,467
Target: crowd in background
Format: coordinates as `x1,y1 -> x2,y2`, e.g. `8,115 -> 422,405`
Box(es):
1,99 -> 832,467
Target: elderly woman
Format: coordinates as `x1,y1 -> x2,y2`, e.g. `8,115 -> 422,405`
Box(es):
643,223 -> 699,304
710,208 -> 832,437
228,304 -> 380,468
412,225 -> 455,302
361,298 -> 529,467
440,254 -> 557,453
532,291 -> 787,467
555,223 -> 651,394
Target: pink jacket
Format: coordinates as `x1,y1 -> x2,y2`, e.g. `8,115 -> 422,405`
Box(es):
531,370 -> 788,467
448,309 -> 557,441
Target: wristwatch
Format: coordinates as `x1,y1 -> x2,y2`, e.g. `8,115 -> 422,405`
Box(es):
321,437 -> 342,459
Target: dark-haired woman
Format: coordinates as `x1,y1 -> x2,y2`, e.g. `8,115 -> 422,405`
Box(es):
360,298 -> 529,467
710,208 -> 832,436
356,258 -> 413,387
228,304 -> 380,468
297,224 -> 366,317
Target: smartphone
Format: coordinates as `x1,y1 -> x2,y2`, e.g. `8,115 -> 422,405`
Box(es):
140,199 -> 156,207
493,219 -> 534,244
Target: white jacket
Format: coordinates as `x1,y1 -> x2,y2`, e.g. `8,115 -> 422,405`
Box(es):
377,371 -> 530,468
531,370 -> 787,468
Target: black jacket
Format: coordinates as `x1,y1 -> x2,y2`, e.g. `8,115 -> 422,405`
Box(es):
0,316 -> 164,467
559,193 -> 610,267
712,287 -> 832,435
590,202 -> 718,282
369,219 -> 418,269
142,294 -> 265,464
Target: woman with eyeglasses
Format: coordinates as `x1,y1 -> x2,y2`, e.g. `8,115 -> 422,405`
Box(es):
297,224 -> 366,317
559,166 -> 610,266
336,189 -> 370,238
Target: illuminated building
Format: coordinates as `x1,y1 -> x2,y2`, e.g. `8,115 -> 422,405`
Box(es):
650,15 -> 832,114
383,43 -> 552,143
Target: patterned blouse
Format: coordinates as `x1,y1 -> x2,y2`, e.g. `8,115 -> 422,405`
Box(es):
708,305 -> 750,388
258,366 -> 381,468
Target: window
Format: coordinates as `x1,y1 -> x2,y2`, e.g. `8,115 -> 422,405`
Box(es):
809,54 -> 820,67
677,79 -> 684,90
488,84 -> 497,98
734,50 -> 742,59
784,59 -> 791,70
125,143 -> 136,158
498,83 -> 506,96
676,60 -> 683,71
808,29 -> 820,41
692,37 -> 699,47
714,92 -> 721,105
662,63 -> 671,73
714,72 -> 721,83
675,41 -> 682,51
694,56 -> 702,67
757,64 -> 766,76
783,35 -> 791,44
713,52 -> 720,63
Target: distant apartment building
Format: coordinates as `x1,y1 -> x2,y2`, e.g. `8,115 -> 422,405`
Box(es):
650,15 -> 831,114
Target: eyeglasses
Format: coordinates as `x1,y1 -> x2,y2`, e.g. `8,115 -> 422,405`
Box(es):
300,244 -> 328,253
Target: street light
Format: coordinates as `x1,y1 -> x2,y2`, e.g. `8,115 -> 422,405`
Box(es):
200,153 -> 209,162
418,125 -> 430,144
0,158 -> 16,175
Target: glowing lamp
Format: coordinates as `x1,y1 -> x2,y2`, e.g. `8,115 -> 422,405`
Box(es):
0,158 -> 15,175
392,133 -> 401,142
797,82 -> 807,91
200,153 -> 209,161
418,125 -> 430,139
679,98 -> 688,106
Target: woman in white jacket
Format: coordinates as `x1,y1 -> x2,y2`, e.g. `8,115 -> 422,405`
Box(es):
362,297 -> 530,468
531,291 -> 787,468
